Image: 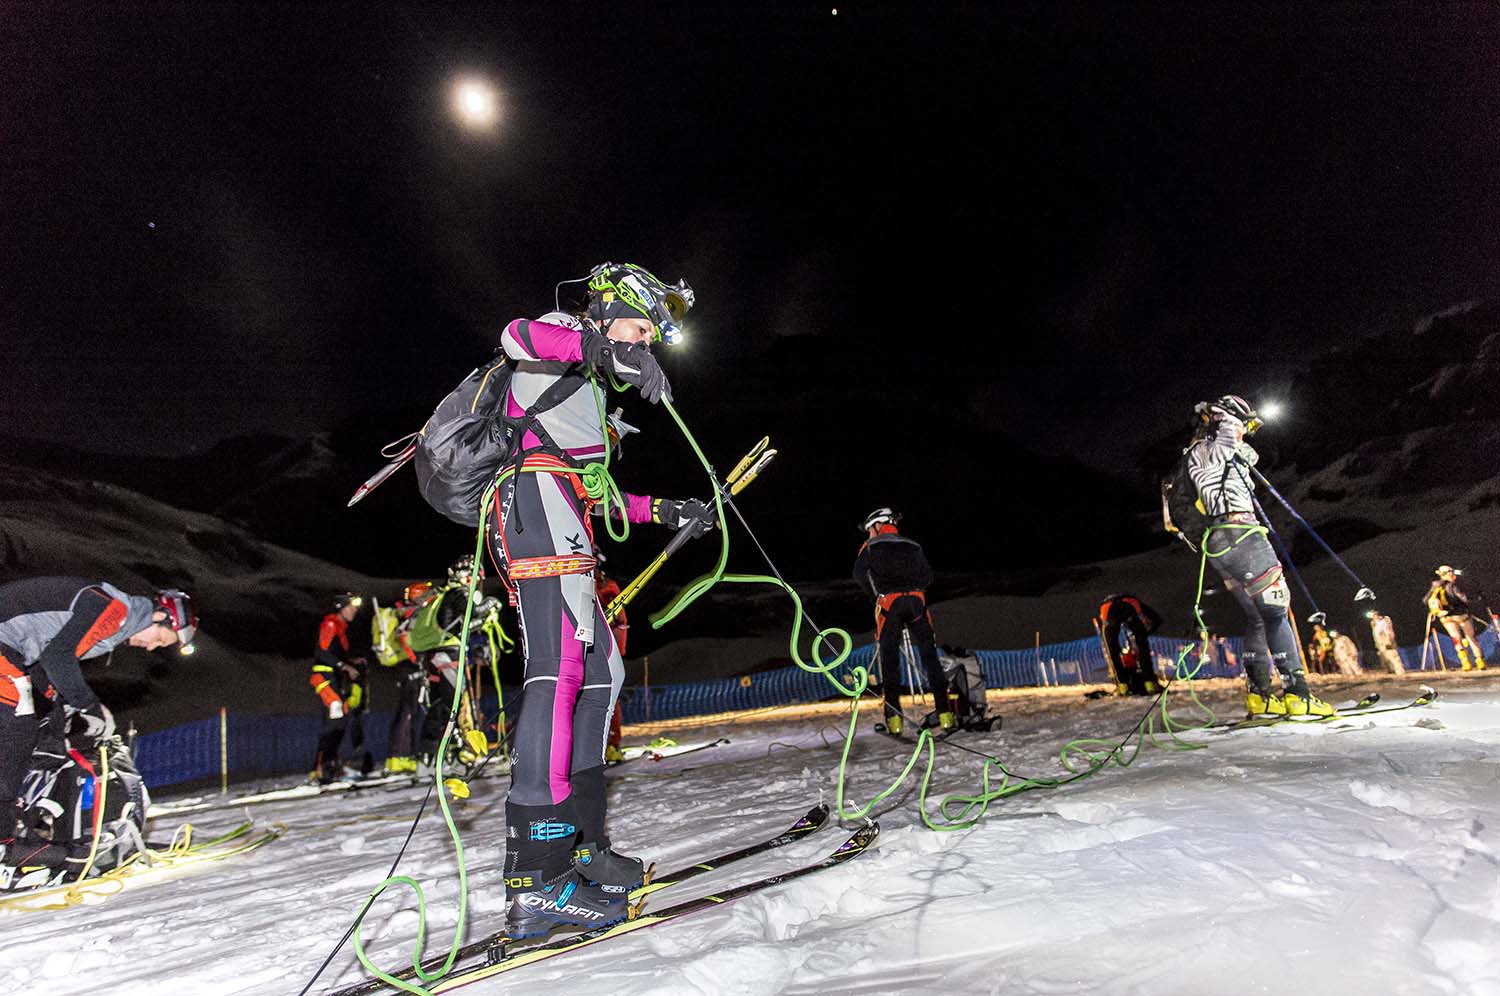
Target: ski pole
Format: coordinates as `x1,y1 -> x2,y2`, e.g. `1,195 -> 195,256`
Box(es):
1249,492 -> 1326,625
606,440 -> 775,622
606,531 -> 693,623
1246,464 -> 1376,600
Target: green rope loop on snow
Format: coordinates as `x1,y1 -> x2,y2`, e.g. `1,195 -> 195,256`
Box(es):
347,484 -> 494,995
839,521 -> 1278,833
639,397 -> 1245,836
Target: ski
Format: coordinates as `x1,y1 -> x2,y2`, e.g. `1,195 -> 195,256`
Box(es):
609,736 -> 730,766
148,771 -> 424,819
1206,692 -> 1380,732
1207,686 -> 1437,734
0,820 -> 284,907
1327,686 -> 1440,723
150,763 -> 513,820
429,821 -> 879,992
331,802 -> 831,996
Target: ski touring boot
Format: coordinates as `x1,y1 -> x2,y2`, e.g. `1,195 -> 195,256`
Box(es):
503,867 -> 629,939
921,710 -> 958,735
1244,691 -> 1287,717
505,798 -> 629,939
1282,692 -> 1337,717
572,841 -> 645,891
1281,673 -> 1336,717
1,840 -> 70,891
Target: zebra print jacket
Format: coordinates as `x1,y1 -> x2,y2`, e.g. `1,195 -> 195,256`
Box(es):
1185,417 -> 1259,517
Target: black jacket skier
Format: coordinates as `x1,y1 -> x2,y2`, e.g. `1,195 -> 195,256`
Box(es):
852,509 -> 950,736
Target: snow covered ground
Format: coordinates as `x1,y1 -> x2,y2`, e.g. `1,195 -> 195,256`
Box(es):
5,673 -> 1499,996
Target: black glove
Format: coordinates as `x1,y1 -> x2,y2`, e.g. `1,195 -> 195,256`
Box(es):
653,498 -> 715,536
609,341 -> 673,404
579,328 -> 614,369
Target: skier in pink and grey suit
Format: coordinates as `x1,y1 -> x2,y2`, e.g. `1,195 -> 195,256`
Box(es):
487,263 -> 714,937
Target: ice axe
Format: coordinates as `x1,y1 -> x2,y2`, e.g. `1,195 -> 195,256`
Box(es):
606,438 -> 776,623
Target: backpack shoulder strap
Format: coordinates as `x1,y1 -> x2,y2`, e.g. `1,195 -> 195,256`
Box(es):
508,367 -> 592,462
524,366 -> 589,417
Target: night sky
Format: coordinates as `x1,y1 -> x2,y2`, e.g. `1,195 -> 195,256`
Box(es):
5,3 -> 1500,469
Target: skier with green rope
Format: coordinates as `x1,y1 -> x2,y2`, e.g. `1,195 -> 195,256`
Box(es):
1185,395 -> 1336,718
488,262 -> 714,938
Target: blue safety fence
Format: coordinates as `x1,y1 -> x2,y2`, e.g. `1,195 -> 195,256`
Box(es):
131,628 -> 1493,790
615,634 -> 1247,724
134,689 -> 506,790
1400,627 -> 1497,672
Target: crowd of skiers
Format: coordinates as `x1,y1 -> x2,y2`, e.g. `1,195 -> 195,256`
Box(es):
305,549 -> 638,786
2,264 -> 1492,935
306,556 -> 504,785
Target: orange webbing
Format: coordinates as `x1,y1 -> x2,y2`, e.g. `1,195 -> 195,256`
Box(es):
517,453 -> 591,504
492,455 -> 597,600
876,591 -> 926,613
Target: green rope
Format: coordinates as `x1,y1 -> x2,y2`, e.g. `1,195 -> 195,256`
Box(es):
630,398 -> 1281,842
342,370 -> 1282,993
347,484 -> 495,995
832,518 -> 1280,832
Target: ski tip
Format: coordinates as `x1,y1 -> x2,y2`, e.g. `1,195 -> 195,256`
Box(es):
855,822 -> 880,846
837,821 -> 879,854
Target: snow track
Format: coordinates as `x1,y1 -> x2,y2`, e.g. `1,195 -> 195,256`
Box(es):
4,676 -> 1498,995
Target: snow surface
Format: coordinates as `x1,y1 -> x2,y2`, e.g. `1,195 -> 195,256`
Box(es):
5,674 -> 1500,996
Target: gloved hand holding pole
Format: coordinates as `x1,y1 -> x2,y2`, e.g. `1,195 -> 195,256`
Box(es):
607,438 -> 776,623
